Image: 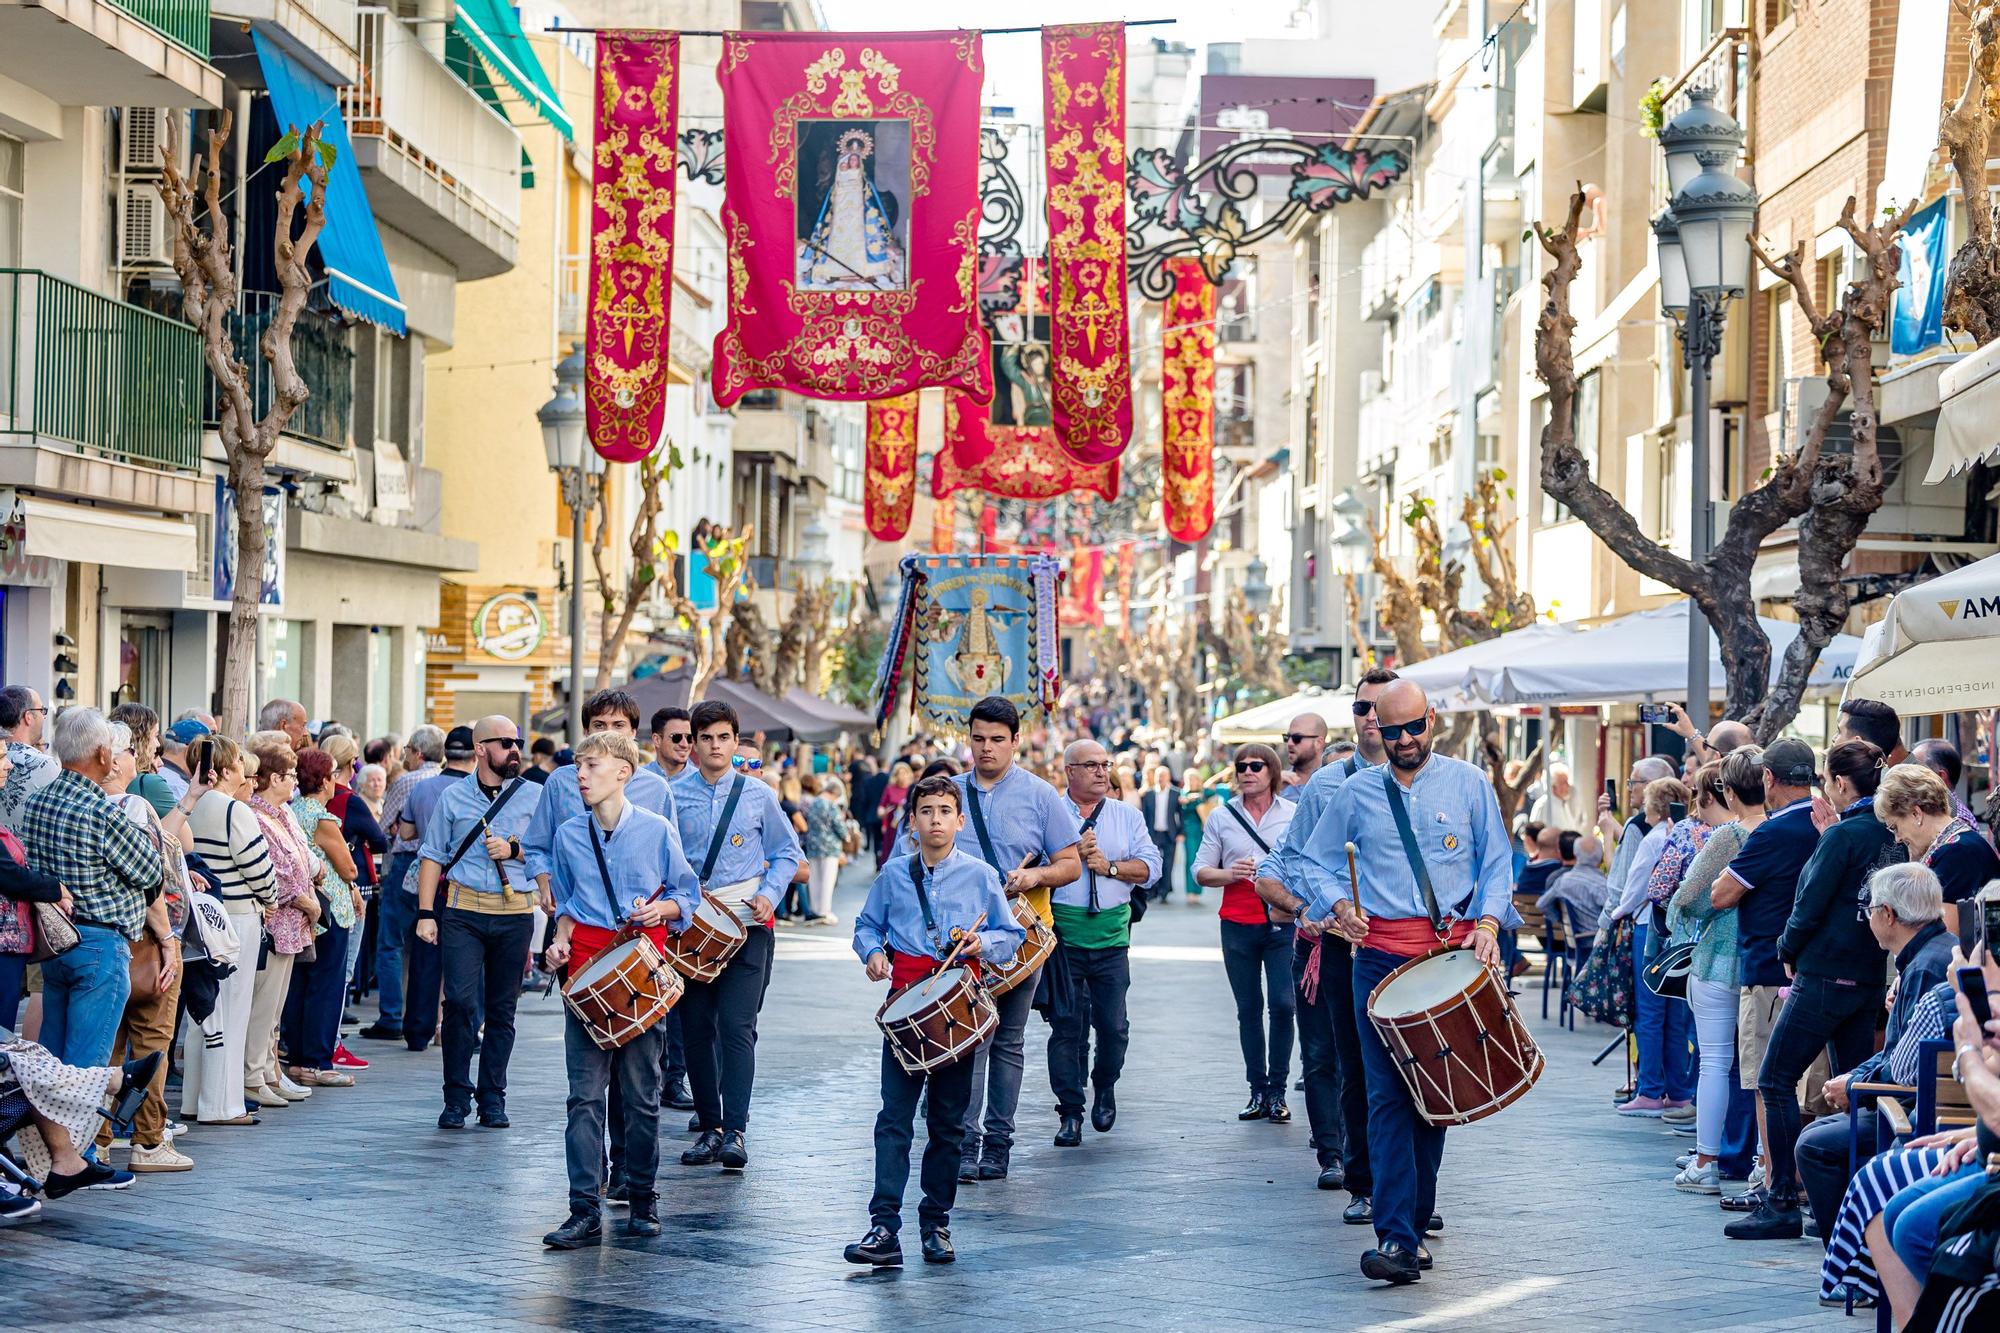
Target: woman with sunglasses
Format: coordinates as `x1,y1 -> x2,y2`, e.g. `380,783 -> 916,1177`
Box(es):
1193,742 -> 1297,1123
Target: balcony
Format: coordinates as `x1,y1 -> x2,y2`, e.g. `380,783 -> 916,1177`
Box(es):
208,0 -> 356,86
558,252 -> 585,337
208,292 -> 354,450
0,0 -> 220,107
342,7 -> 521,280
733,396 -> 803,464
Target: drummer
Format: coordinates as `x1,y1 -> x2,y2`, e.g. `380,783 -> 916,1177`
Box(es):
848,775 -> 1022,1268
1294,678 -> 1513,1286
538,732 -> 701,1251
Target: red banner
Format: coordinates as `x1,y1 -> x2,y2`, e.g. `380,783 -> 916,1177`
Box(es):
933,396 -> 1119,503
1043,22 -> 1130,465
1161,256 -> 1216,542
711,31 -> 990,405
864,393 -> 919,541
586,32 -> 680,462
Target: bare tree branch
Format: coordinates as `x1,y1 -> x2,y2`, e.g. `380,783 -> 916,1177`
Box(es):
1941,1 -> 2000,344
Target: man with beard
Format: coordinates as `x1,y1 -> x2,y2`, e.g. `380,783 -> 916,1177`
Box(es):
1280,713 -> 1328,798
1254,667 -> 1397,1215
1295,679 -> 1512,1285
645,707 -> 693,783
414,715 -> 543,1129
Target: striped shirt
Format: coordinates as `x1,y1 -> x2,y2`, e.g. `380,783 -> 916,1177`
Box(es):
187,789 -> 279,908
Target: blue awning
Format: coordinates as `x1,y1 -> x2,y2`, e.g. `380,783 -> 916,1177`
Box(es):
252,31 -> 406,335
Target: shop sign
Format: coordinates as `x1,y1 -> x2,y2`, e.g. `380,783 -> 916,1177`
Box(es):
472,593 -> 545,661
212,478 -> 285,607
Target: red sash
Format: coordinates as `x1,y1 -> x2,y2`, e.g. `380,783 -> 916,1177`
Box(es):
1365,916 -> 1475,959
565,921 -> 670,978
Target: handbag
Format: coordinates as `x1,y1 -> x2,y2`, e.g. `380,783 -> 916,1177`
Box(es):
128,933 -> 165,1000
26,899 -> 79,964
1641,938 -> 1696,1000
1570,916 -> 1634,1028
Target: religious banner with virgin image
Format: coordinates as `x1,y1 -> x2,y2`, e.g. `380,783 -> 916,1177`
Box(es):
864,392 -> 919,541
1042,22 -> 1131,465
587,31 -> 680,462
870,553 -> 1061,731
711,31 -> 991,406
1161,255 -> 1217,542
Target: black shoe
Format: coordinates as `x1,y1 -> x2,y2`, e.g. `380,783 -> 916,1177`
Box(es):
957,1154 -> 981,1184
843,1224 -> 903,1267
604,1180 -> 630,1207
406,1041 -> 430,1053
358,1023 -> 402,1041
662,1078 -> 695,1111
1317,1165 -> 1346,1192
921,1228 -> 955,1264
686,1112 -> 702,1134
1238,1091 -> 1269,1121
437,1107 -> 467,1130
41,1160 -> 120,1199
681,1129 -> 724,1165
1091,1086 -> 1116,1133
1265,1096 -> 1291,1124
977,1145 -> 1010,1180
1720,1186 -> 1767,1213
478,1109 -> 510,1129
1425,1212 -> 1442,1237
718,1130 -> 749,1170
1343,1195 -> 1373,1225
1054,1113 -> 1083,1148
1724,1199 -> 1803,1240
1360,1242 -> 1422,1284
543,1210 -> 602,1250
110,1050 -> 163,1126
625,1201 -> 661,1238
1415,1243 -> 1433,1271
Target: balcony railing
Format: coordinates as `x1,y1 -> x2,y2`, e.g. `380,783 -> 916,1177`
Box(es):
114,0 -> 211,57
0,270 -> 200,471
211,293 -> 353,449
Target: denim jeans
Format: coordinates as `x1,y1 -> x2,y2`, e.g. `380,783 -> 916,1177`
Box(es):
281,916 -> 350,1068
964,967 -> 1039,1158
39,924 -> 133,1066
1219,919 -> 1295,1094
1757,972 -> 1883,1207
1886,1160 -> 1987,1280
1630,923 -> 1695,1101
0,952 -> 25,1030
372,856 -> 418,1029
1352,944 -> 1445,1254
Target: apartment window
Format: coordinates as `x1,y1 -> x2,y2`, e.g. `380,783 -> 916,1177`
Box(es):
1302,371 -> 1321,488
1220,257 -> 1258,343
1766,287 -> 1794,406
1217,364 -> 1253,450
0,135 -> 20,267
1656,433 -> 1679,543
1540,371 -> 1598,524
373,330 -> 410,449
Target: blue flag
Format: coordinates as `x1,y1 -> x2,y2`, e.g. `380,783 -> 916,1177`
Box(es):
1892,199 -> 1947,355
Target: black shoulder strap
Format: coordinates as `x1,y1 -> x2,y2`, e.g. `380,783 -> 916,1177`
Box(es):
1343,754 -> 1360,778
1078,801 -> 1108,913
698,774 -> 747,884
907,852 -> 939,950
588,818 -> 622,921
439,777 -> 524,883
1381,768 -> 1443,932
965,779 -> 1003,871
1223,801 -> 1272,855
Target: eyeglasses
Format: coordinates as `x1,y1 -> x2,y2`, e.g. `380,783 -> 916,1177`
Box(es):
1351,700 -> 1375,717
1377,715 -> 1430,742
1282,733 -> 1322,745
1066,760 -> 1111,771
665,732 -> 691,743
482,737 -> 521,750
1234,760 -> 1268,774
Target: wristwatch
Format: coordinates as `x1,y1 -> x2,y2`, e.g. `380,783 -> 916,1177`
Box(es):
508,836 -> 522,861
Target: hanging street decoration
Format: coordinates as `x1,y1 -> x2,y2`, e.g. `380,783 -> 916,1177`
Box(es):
863,392 -> 920,542
872,553 -> 1062,731
710,30 -> 991,406
1042,22 -> 1132,465
586,31 -> 680,463
1160,255 -> 1217,542
933,396 -> 1120,503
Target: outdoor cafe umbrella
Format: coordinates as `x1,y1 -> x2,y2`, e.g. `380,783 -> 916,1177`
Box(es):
1210,687 -> 1357,745
1845,553 -> 2000,715
1392,619 -> 1581,713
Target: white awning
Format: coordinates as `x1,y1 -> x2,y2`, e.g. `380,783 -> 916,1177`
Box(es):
1211,688 -> 1357,745
1846,552 -> 2000,714
1931,338 -> 2000,483
17,496 -> 197,572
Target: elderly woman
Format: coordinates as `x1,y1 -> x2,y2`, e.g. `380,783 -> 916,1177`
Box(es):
1,1034 -> 160,1203
0,743 -> 67,1032
800,774 -> 847,926
283,747 -> 361,1088
1617,777 -> 1692,1118
1193,742 -> 1297,1121
1875,762 -> 2000,944
110,702 -> 176,819
243,741 -> 321,1110
181,734 -> 279,1126
357,763 -> 389,817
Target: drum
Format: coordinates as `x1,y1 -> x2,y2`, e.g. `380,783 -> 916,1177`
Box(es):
665,890 -> 749,983
1365,947 -> 1545,1127
982,896 -> 1055,998
876,965 -> 997,1075
563,935 -> 684,1050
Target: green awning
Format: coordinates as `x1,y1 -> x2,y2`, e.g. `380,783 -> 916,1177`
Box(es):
451,0 -> 573,142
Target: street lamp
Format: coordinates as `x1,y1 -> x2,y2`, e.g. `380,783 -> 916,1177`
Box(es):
1656,91 -> 1757,736
1242,556 -> 1271,616
539,343 -> 603,745
796,515 -> 832,590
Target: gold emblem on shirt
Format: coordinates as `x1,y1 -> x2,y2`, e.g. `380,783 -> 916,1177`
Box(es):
1441,834 -> 1458,851
731,833 -> 744,847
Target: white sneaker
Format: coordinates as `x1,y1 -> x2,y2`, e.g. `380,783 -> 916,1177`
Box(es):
1747,1164 -> 1766,1190
276,1073 -> 312,1099
1674,1160 -> 1721,1194
163,1121 -> 187,1140
129,1142 -> 194,1173
1675,1152 -> 1695,1170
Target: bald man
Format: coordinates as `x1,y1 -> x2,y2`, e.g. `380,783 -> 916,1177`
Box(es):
1281,713 -> 1329,796
414,715 -> 545,1129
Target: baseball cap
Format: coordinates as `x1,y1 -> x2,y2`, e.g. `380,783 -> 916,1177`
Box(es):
1763,738 -> 1817,787
165,718 -> 211,746
444,725 -> 477,760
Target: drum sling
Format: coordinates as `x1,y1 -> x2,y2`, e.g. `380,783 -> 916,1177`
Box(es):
699,774 -> 747,885
436,776 -> 526,901
1381,769 -> 1445,933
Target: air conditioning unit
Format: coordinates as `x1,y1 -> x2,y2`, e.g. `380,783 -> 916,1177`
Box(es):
120,107 -> 184,175
120,186 -> 174,269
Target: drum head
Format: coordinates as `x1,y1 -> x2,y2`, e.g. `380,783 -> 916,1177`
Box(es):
696,897 -> 749,939
1374,950 -> 1480,1019
881,966 -> 968,1021
571,941 -> 637,990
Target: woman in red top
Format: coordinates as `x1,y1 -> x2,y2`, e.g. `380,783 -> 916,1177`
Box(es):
876,762 -> 914,869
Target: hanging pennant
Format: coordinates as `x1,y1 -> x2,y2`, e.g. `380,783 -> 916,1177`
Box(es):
864,393 -> 920,541
871,553 -> 1058,732
1042,22 -> 1131,465
711,31 -> 991,405
586,32 -> 680,462
1161,255 -> 1217,543
933,395 -> 1119,503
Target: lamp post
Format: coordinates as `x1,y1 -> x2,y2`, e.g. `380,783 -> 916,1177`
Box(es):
796,515 -> 832,590
1655,87 -> 1756,737
539,344 -> 603,746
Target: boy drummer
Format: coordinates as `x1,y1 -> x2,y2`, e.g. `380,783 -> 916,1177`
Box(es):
847,775 -> 1022,1268
540,733 -> 701,1250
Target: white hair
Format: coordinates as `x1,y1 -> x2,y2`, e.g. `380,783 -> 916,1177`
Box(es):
1867,862 -> 1944,926
106,721 -> 132,754
359,763 -> 388,789
1632,756 -> 1677,784
407,724 -> 446,763
51,707 -> 112,767
258,698 -> 301,730
1063,738 -> 1105,764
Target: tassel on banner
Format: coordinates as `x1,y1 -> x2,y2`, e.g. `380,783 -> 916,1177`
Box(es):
1161,255 -> 1217,543
865,393 -> 920,542
586,31 -> 680,462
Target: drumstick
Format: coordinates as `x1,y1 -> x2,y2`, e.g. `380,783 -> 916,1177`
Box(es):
1341,841 -> 1362,937
921,912 -> 989,998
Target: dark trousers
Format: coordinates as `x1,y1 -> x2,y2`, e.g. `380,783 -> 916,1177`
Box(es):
1353,945 -> 1446,1253
1219,919 -> 1296,1094
373,856 -> 418,1028
679,925 -> 774,1133
565,1011 -> 665,1213
662,1005 -> 686,1081
1799,1107 -> 1874,1240
403,903 -> 443,1050
872,1040 -> 976,1235
1148,832 -> 1177,899
1046,943 -> 1130,1114
439,907 -> 534,1115
280,916 -> 350,1069
1720,1056 -> 1759,1182
1294,933 -> 1372,1191
1757,973 -> 1883,1207
0,952 -> 25,1030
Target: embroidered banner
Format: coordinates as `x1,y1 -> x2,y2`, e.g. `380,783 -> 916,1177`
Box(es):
1161,255 -> 1217,542
869,553 -> 1055,732
587,32 -> 680,463
864,392 -> 920,541
1043,22 -> 1130,465
711,31 -> 991,405
933,395 -> 1119,503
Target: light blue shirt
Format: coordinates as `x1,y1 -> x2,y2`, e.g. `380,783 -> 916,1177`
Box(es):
523,762 -> 675,882
670,767 -> 802,903
640,759 -> 685,787
547,802 -> 700,933
1055,795 -> 1162,912
853,847 -> 1021,965
417,774 -> 541,894
1259,753 -> 1372,891
1296,754 -> 1513,925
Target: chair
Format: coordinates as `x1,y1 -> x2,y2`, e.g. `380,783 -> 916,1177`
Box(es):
1552,900 -> 1593,1030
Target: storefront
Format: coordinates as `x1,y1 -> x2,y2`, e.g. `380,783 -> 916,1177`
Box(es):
423,583 -> 560,732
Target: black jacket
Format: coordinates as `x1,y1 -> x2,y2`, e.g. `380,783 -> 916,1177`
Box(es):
1779,801 -> 1902,981
0,854 -> 63,904
1139,789 -> 1180,841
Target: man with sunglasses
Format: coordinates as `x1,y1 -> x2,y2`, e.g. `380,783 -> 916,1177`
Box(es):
646,707 -> 693,784
1280,714 -> 1329,797
1253,666 -> 1397,1215
1293,679 -> 1513,1285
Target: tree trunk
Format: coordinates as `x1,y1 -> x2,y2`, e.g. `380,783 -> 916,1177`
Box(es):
1941,3 -> 2000,344
220,449 -> 265,733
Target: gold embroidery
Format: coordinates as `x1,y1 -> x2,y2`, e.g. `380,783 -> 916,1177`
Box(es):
726,213 -> 755,314
723,35 -> 754,74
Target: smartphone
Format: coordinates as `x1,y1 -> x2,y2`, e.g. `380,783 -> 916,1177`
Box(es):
1983,896 -> 2000,962
1604,778 -> 1618,810
192,738 -> 217,786
1638,703 -> 1670,725
1960,965 -> 1994,1029
1669,801 -> 1688,824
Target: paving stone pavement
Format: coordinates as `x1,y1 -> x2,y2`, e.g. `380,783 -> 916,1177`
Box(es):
4,860 -> 1839,1331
